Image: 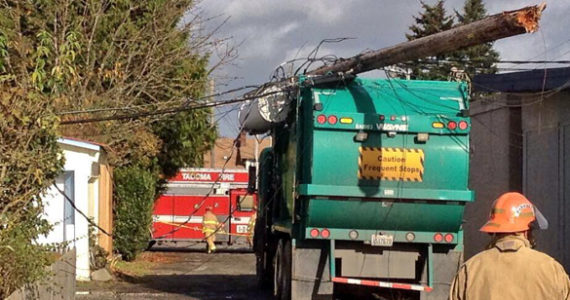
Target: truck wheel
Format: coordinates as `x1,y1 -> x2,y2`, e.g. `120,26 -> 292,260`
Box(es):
255,217 -> 273,289
273,239 -> 291,300
256,251 -> 266,288
273,240 -> 284,299
256,246 -> 273,289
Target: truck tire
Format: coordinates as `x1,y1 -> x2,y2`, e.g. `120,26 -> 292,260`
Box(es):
255,216 -> 273,289
256,249 -> 269,289
273,239 -> 292,300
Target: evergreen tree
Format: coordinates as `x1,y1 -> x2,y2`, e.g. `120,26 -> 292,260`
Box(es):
404,0 -> 454,80
453,0 -> 500,75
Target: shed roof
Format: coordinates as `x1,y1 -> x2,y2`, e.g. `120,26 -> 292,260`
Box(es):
58,137 -> 104,152
473,67 -> 570,93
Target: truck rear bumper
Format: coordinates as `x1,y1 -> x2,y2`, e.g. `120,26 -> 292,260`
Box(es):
333,277 -> 433,292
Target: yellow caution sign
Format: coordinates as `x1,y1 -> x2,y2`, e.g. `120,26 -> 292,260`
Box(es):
358,147 -> 425,182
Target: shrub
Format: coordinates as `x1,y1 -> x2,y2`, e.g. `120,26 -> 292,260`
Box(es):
113,165 -> 157,261
0,90 -> 63,298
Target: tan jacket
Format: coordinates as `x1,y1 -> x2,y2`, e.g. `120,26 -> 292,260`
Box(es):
202,211 -> 219,233
449,235 -> 570,300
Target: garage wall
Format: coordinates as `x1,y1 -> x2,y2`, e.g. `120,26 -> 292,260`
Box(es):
522,92 -> 570,271
465,99 -> 522,259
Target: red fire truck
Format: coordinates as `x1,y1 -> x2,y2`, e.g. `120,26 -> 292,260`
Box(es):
151,168 -> 258,247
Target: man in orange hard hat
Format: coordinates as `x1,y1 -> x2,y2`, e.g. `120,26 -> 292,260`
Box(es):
202,206 -> 219,254
449,192 -> 570,300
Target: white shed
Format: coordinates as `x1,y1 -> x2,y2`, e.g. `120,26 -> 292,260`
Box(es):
39,138 -> 113,281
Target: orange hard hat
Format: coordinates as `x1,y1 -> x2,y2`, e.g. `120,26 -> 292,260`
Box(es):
480,192 -> 548,233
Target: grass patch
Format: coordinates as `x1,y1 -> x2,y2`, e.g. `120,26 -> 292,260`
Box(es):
113,257 -> 156,278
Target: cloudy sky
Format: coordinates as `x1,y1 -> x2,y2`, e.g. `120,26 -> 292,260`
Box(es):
195,0 -> 570,136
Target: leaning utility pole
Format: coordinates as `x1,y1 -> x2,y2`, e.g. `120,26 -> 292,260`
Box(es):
309,3 -> 546,76
240,3 -> 547,134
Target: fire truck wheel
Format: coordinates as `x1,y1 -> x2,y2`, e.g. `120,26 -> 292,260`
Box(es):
146,240 -> 156,250
273,239 -> 291,300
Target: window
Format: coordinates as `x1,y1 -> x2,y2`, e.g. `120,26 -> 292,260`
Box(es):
237,195 -> 255,212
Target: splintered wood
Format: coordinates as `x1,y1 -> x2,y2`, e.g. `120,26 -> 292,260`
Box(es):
513,2 -> 546,33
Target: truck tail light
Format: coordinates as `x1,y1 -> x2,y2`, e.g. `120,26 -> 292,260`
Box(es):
321,229 -> 330,239
317,114 -> 326,124
432,122 -> 444,129
340,117 -> 353,124
445,233 -> 454,243
405,232 -> 416,242
447,121 -> 457,130
328,115 -> 338,125
433,233 -> 443,242
459,121 -> 469,130
310,228 -> 320,238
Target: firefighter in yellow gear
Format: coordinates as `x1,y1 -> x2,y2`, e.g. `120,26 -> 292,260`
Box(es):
246,204 -> 257,248
449,192 -> 570,300
202,206 -> 219,254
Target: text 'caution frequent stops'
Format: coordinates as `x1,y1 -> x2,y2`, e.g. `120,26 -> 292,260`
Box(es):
358,147 -> 425,182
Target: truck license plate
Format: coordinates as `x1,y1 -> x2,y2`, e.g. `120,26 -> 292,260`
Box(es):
371,234 -> 394,247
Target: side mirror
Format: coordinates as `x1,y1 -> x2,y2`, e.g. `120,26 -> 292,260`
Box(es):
247,165 -> 257,194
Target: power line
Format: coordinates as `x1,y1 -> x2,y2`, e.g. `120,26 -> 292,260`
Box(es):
59,89 -> 282,125
56,84 -> 261,116
525,38 -> 570,61
52,183 -> 113,237
404,59 -> 570,65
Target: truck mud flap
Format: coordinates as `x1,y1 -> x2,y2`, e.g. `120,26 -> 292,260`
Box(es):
420,249 -> 463,300
291,239 -> 334,300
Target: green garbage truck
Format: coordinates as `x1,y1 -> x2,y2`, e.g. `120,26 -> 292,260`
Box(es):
237,5 -> 544,299
245,74 -> 471,299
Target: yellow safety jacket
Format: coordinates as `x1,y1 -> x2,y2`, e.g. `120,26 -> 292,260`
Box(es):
449,235 -> 570,300
247,212 -> 256,236
202,211 -> 219,234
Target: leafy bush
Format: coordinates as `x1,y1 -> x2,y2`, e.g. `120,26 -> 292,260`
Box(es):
0,203 -> 55,298
0,0 -> 220,294
113,165 -> 157,261
89,226 -> 109,270
0,37 -> 63,298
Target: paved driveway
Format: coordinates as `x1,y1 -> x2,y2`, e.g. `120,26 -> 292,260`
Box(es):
77,248 -> 271,300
